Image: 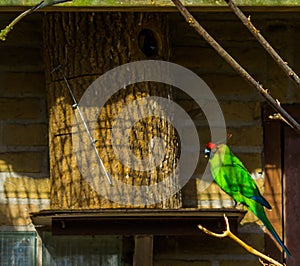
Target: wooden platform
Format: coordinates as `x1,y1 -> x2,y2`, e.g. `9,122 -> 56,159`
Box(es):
30,208 -> 246,235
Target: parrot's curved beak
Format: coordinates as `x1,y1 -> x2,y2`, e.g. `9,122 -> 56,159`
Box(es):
204,148 -> 211,158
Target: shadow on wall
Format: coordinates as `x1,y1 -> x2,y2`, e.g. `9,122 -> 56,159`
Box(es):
0,12 -> 48,228
0,174 -> 50,227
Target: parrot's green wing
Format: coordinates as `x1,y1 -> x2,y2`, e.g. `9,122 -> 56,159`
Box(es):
209,144 -> 271,209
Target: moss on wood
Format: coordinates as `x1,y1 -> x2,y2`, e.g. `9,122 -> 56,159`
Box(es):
2,0 -> 300,8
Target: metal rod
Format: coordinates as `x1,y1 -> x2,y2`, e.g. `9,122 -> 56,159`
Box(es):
52,66 -> 113,185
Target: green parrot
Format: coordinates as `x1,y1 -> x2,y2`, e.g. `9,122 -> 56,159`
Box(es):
204,142 -> 291,256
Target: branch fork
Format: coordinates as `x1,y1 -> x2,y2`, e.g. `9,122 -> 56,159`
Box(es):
198,215 -> 284,266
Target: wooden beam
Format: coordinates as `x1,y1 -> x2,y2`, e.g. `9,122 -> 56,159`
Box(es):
3,0 -> 300,11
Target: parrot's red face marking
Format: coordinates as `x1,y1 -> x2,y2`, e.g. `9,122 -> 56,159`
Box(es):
206,142 -> 217,150
204,142 -> 217,158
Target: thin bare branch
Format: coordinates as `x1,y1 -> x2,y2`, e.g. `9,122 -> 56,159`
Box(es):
198,214 -> 284,266
224,0 -> 300,88
0,0 -> 71,41
0,7 -> 35,41
171,0 -> 300,135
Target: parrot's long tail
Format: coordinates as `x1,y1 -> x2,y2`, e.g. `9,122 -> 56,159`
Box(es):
256,210 -> 291,257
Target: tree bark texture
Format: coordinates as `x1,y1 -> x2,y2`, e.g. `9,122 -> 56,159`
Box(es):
44,12 -> 181,208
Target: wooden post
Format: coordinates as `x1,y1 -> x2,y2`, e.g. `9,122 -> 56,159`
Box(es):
284,106 -> 300,265
263,106 -> 283,261
264,105 -> 300,263
133,235 -> 153,266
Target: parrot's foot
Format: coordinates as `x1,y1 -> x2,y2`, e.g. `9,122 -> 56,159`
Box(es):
233,201 -> 244,209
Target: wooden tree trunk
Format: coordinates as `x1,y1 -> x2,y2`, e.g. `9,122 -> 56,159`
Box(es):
43,12 -> 181,208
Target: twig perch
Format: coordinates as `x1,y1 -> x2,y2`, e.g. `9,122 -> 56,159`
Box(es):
198,214 -> 284,266
171,0 -> 300,135
0,0 -> 71,42
0,8 -> 35,41
225,0 -> 300,88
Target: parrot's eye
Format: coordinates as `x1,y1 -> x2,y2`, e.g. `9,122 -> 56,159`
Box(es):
204,148 -> 211,158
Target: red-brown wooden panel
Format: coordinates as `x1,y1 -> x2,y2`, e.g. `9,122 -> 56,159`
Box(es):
264,105 -> 300,263
263,106 -> 284,261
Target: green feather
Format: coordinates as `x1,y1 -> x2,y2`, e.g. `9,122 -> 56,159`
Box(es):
208,144 -> 291,256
